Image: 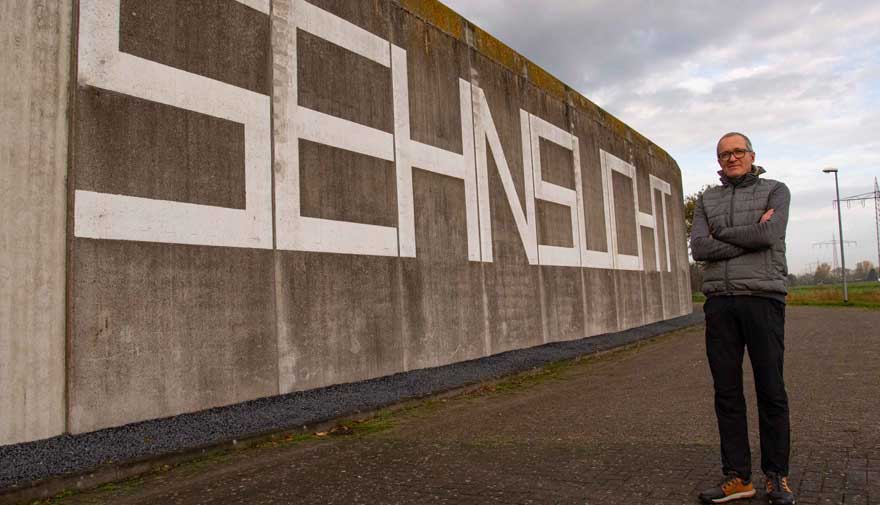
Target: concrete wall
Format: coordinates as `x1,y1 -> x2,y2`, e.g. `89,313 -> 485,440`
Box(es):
0,0 -> 72,445
3,0 -> 691,444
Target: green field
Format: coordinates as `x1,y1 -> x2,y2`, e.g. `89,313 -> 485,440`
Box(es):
787,281 -> 880,308
692,281 -> 880,308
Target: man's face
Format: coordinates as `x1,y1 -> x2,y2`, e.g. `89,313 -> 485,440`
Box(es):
716,135 -> 755,179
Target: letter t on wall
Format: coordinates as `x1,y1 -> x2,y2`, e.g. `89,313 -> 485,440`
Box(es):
649,175 -> 673,272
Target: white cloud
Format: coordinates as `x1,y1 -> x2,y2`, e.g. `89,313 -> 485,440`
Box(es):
443,0 -> 880,273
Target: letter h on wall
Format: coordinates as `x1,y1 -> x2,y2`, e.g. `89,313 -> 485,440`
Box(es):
274,0 -> 481,260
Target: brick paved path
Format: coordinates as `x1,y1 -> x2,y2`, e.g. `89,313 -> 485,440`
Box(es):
51,306 -> 880,505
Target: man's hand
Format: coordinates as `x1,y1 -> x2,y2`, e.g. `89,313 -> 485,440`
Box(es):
760,208 -> 774,223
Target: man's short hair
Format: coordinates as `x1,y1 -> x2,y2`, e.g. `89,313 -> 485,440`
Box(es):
717,132 -> 754,153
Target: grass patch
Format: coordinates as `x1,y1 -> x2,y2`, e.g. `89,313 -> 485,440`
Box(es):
254,432 -> 317,449
468,359 -> 571,397
29,489 -> 75,505
335,410 -> 396,436
464,436 -> 518,449
96,476 -> 145,493
692,292 -> 707,303
33,476 -> 147,504
172,449 -> 234,474
787,281 -> 880,308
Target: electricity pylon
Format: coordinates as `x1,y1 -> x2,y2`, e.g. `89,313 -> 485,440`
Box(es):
835,177 -> 880,271
813,234 -> 856,272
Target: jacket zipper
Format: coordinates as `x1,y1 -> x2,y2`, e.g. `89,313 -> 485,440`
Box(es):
725,186 -> 736,293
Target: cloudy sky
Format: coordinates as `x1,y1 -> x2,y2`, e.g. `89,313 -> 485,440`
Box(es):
444,0 -> 880,275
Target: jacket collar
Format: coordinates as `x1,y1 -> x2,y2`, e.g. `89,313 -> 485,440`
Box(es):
718,165 -> 765,188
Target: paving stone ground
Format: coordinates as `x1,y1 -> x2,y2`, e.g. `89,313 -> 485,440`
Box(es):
40,306 -> 880,505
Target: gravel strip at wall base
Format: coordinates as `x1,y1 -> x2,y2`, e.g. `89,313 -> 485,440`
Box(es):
0,310 -> 701,492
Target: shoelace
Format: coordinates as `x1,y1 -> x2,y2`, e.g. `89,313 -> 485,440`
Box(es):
767,474 -> 791,493
720,476 -> 741,491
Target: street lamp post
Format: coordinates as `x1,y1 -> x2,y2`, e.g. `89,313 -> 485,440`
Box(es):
823,168 -> 848,303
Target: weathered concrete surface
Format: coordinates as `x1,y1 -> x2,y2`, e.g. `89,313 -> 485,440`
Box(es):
69,240 -> 278,433
39,306 -> 880,505
0,0 -> 72,445
276,252 -> 403,392
470,49 -> 544,355
68,0 -> 275,433
34,0 -> 692,443
273,0 -> 403,393
392,5 -> 487,369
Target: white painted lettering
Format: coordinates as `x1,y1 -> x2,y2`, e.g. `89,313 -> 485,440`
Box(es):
392,46 -> 481,261
472,88 -> 538,264
74,0 -> 675,273
75,0 -> 272,249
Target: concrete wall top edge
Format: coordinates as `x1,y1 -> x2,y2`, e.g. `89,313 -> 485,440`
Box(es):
392,0 -> 678,168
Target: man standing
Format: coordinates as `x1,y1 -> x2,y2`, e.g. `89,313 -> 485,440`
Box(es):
691,132 -> 795,505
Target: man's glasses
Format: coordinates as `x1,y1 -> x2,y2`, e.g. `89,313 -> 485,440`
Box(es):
717,148 -> 752,161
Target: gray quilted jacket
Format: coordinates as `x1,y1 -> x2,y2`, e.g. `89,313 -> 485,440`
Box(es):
690,166 -> 790,300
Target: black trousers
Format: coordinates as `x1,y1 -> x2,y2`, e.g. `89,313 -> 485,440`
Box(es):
704,295 -> 790,479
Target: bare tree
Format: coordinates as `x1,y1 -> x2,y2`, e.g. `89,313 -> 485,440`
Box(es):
685,186 -> 710,294
684,185 -> 710,238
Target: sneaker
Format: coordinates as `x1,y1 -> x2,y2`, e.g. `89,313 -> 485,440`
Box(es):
699,474 -> 757,503
765,473 -> 796,505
